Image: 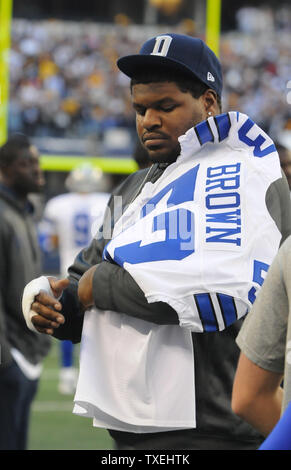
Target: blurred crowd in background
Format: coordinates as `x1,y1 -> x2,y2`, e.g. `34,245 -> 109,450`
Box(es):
8,4 -> 291,157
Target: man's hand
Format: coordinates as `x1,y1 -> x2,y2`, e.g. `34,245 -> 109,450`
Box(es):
31,277 -> 69,335
78,265 -> 97,308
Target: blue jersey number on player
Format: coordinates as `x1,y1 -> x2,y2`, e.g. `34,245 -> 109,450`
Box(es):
238,117 -> 276,158
105,165 -> 199,265
73,213 -> 90,247
248,259 -> 270,303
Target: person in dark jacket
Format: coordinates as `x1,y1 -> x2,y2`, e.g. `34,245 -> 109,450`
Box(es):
0,134 -> 51,450
23,34 -> 291,450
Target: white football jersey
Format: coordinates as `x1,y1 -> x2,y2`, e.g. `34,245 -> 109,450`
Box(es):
104,112 -> 282,330
43,192 -> 110,276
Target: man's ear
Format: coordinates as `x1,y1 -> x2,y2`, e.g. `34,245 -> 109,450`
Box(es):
0,164 -> 14,184
203,89 -> 220,116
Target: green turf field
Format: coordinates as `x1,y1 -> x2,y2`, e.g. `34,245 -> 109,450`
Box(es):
28,338 -> 114,450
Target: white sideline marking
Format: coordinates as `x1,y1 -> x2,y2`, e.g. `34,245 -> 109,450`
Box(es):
41,368 -> 60,380
32,401 -> 73,412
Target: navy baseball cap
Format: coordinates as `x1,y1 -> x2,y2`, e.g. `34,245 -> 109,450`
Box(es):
117,33 -> 223,97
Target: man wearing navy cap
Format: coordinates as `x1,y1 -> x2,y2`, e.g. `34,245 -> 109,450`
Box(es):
22,34 -> 291,450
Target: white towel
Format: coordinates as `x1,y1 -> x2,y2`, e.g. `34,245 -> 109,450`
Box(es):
73,308 -> 195,432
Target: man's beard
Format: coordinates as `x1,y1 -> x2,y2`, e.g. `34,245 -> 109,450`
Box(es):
147,142 -> 181,164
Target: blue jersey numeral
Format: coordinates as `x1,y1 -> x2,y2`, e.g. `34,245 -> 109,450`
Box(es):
238,117 -> 276,158
73,213 -> 90,247
112,208 -> 195,265
248,259 -> 269,303
104,165 -> 199,265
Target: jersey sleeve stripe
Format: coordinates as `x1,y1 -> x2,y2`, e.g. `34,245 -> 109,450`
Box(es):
194,120 -> 215,146
194,293 -> 219,332
216,293 -> 238,328
192,292 -> 244,332
214,113 -> 231,141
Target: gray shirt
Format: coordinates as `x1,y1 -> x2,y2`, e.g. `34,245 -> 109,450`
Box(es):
0,185 -> 51,368
236,235 -> 291,413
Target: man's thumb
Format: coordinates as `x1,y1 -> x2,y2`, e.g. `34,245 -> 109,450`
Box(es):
49,277 -> 70,298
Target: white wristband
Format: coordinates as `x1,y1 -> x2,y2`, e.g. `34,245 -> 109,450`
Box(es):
22,276 -> 55,333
